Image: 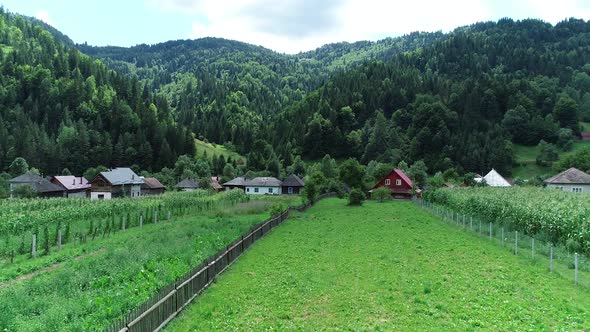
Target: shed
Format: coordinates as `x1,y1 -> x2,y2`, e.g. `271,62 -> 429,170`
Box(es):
369,168 -> 415,199
50,176 -> 90,198
281,174 -> 305,195
176,179 -> 200,192
8,172 -> 65,198
142,177 -> 166,195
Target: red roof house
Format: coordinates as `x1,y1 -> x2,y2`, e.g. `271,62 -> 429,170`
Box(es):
370,168 -> 415,199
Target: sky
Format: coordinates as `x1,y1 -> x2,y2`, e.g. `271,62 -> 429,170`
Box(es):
1,0 -> 590,54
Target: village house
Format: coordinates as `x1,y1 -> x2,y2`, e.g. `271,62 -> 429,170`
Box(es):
281,174 -> 305,194
222,177 -> 247,191
245,177 -> 282,195
175,179 -> 199,192
369,168 -> 416,199
8,172 -> 65,198
50,176 -> 90,198
544,167 -> 590,193
141,177 -> 166,195
90,168 -> 144,200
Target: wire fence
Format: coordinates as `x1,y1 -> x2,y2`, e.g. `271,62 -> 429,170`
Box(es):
416,199 -> 590,288
105,192 -> 336,332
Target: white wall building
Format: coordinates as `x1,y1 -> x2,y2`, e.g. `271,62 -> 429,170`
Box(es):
544,167 -> 590,193
244,177 -> 282,195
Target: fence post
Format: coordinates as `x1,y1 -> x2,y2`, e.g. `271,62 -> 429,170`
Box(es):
531,238 -> 535,259
168,210 -> 171,220
155,210 -> 158,224
575,253 -> 579,285
58,228 -> 62,251
32,234 -> 37,258
122,216 -> 126,231
489,222 -> 492,240
550,244 -> 554,272
501,227 -> 504,246
470,216 -> 473,230
515,231 -> 518,255
140,214 -> 143,228
479,220 -> 482,234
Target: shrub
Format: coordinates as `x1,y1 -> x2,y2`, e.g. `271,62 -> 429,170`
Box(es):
372,187 -> 391,202
348,188 -> 365,206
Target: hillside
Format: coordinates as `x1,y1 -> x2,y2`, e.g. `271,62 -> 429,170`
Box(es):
0,9 -> 195,176
276,18 -> 590,176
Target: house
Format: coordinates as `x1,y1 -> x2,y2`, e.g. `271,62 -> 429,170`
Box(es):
142,177 -> 166,195
281,174 -> 305,194
581,132 -> 590,141
544,167 -> 590,193
176,179 -> 199,192
8,172 -> 65,198
369,168 -> 415,199
210,176 -> 223,191
222,177 -> 247,191
245,177 -> 282,195
50,176 -> 90,198
90,168 -> 144,200
475,169 -> 511,187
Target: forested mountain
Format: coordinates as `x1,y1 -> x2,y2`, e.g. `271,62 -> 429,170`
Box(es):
1,6 -> 589,181
275,18 -> 590,175
77,32 -> 445,155
0,8 -> 195,176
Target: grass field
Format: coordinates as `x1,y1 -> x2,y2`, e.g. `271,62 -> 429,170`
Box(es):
168,199 -> 590,331
195,139 -> 245,164
582,122 -> 590,131
512,140 -> 590,179
0,196 -> 295,331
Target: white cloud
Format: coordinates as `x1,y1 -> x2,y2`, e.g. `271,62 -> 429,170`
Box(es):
34,10 -> 53,26
153,0 -> 590,54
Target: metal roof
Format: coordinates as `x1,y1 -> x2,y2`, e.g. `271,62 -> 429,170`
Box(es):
52,176 -> 90,191
223,177 -> 247,186
176,179 -> 199,189
245,177 -> 282,187
99,168 -> 144,185
142,177 -> 165,189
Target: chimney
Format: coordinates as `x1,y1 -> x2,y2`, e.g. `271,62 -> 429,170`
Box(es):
73,178 -> 76,185
80,177 -> 82,184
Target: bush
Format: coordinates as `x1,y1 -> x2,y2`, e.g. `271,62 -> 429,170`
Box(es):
371,187 -> 391,202
269,203 -> 286,217
348,188 -> 365,206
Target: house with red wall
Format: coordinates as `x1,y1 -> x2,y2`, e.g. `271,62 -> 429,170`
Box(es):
369,168 -> 416,199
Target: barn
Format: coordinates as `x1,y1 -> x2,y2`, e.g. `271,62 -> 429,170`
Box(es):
369,168 -> 415,199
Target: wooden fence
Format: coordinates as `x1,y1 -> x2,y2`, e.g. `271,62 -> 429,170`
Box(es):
106,192 -> 336,332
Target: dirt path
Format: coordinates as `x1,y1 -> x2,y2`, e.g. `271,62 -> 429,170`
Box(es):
0,248 -> 107,290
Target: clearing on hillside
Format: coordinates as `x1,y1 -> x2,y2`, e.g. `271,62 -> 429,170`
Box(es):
168,198 -> 590,331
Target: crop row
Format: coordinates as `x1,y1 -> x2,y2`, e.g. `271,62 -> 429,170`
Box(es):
424,187 -> 590,254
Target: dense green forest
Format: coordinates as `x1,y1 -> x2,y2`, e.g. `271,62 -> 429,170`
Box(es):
0,8 -> 195,177
1,6 -> 589,183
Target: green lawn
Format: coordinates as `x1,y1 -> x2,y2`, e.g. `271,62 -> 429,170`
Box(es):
512,140 -> 590,179
582,122 -> 590,131
167,199 -> 590,331
195,139 -> 245,164
0,197 -> 294,331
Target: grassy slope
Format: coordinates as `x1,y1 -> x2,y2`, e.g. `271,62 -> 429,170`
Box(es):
0,197 -> 295,331
512,140 -> 590,179
168,199 -> 590,331
195,139 -> 245,164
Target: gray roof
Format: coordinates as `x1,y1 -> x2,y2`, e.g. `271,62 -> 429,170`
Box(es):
245,177 -> 282,187
282,174 -> 305,187
544,168 -> 590,185
176,179 -> 199,189
223,177 -> 247,186
99,168 -> 144,185
8,172 -> 65,193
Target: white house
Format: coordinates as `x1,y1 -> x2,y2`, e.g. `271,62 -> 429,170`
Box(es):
544,167 -> 590,193
244,177 -> 282,195
475,169 -> 511,187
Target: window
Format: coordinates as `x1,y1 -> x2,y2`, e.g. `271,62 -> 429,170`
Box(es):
572,187 -> 583,193
555,186 -> 564,191
385,179 -> 391,185
268,188 -> 273,193
254,188 -> 259,193
396,179 -> 402,186
246,188 -> 250,193
98,194 -> 104,200
288,187 -> 293,194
